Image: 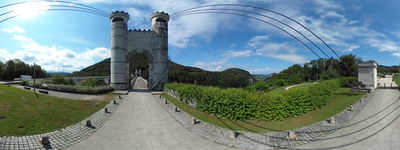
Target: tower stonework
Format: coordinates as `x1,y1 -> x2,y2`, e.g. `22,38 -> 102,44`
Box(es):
110,11 -> 169,90
358,62 -> 378,91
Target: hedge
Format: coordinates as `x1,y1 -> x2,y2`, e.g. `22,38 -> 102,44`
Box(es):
21,80 -> 113,95
165,79 -> 345,121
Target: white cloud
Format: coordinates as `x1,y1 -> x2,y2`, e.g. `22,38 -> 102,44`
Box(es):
366,38 -> 400,52
1,35 -> 110,72
392,53 -> 400,58
223,50 -> 253,58
13,35 -> 31,42
247,0 -> 397,58
247,35 -> 269,48
343,45 -> 360,52
12,1 -> 52,18
78,0 -> 240,48
2,26 -> 25,33
194,59 -> 229,71
255,42 -> 308,64
246,67 -> 282,74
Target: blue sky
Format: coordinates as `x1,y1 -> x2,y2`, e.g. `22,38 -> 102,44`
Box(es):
0,0 -> 399,74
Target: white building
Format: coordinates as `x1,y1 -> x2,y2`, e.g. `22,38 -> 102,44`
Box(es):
358,62 -> 377,90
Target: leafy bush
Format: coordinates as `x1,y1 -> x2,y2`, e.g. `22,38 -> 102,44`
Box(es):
24,81 -> 112,94
52,74 -> 68,85
45,84 -> 112,94
339,77 -> 364,88
20,80 -> 29,86
165,79 -> 342,121
67,78 -> 75,85
80,78 -> 97,86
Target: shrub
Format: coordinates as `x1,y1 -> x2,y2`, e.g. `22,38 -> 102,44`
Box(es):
67,78 -> 75,85
165,79 -> 342,121
45,84 -> 112,94
80,78 -> 97,86
52,74 -> 68,85
20,80 -> 29,86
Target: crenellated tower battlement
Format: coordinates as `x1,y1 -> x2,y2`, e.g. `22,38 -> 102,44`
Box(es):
110,11 -> 169,90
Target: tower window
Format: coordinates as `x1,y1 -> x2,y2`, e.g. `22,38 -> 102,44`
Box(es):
156,18 -> 166,22
112,17 -> 124,22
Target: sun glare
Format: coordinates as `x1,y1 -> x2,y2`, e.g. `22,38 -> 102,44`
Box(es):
12,2 -> 52,18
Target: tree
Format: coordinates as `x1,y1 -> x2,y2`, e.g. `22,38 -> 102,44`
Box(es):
52,74 -> 68,85
80,78 -> 97,86
339,54 -> 359,77
0,61 -> 4,80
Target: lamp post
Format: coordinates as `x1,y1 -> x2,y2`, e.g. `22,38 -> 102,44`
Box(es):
33,63 -> 36,93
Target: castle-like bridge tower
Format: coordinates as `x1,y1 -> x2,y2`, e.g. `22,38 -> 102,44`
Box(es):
110,11 -> 169,90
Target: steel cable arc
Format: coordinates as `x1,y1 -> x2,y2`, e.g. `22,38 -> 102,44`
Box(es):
172,11 -> 322,59
173,4 -> 355,78
0,5 -> 109,18
176,8 -> 331,58
0,8 -> 108,23
0,0 -> 109,16
171,3 -> 340,59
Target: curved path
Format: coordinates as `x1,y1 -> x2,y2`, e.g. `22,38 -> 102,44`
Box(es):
67,77 -> 400,149
12,84 -> 108,101
67,77 -> 234,150
296,77 -> 400,149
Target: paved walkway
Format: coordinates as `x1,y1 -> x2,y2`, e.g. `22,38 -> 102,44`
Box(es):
296,77 -> 400,149
67,77 -> 233,150
66,76 -> 400,150
12,84 -> 109,101
378,75 -> 398,88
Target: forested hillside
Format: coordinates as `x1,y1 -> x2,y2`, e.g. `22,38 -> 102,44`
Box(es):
378,65 -> 400,74
72,54 -> 254,88
247,54 -> 364,92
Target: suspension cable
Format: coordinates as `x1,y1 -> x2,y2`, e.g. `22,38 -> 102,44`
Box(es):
173,11 -> 322,59
177,8 -> 331,58
172,3 -> 341,59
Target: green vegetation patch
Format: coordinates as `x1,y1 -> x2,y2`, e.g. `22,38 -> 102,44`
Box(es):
394,77 -> 400,86
0,84 -> 108,136
165,79 -> 356,121
162,87 -> 364,132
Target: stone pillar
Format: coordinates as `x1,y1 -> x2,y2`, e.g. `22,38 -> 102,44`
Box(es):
358,62 -> 378,91
149,12 -> 169,90
110,11 -> 129,90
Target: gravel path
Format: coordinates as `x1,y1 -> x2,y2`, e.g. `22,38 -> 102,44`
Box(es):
12,85 -> 108,101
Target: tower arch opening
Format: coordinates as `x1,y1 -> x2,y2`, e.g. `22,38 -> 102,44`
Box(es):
128,52 -> 152,89
110,11 -> 169,91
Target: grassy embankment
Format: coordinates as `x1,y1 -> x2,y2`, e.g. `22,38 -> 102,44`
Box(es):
0,84 -> 109,136
394,77 -> 400,87
162,83 -> 365,132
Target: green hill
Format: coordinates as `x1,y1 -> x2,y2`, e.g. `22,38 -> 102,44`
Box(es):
72,54 -> 254,88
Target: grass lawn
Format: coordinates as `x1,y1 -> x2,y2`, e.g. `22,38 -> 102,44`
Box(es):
394,77 -> 400,86
268,81 -> 317,94
162,87 -> 365,132
0,84 -> 109,136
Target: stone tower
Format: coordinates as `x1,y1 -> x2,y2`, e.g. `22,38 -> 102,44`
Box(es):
110,11 -> 129,90
110,11 -> 170,90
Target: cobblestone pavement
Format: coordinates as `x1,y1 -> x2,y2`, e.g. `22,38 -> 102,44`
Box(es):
0,94 -> 125,150
67,77 -> 234,150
